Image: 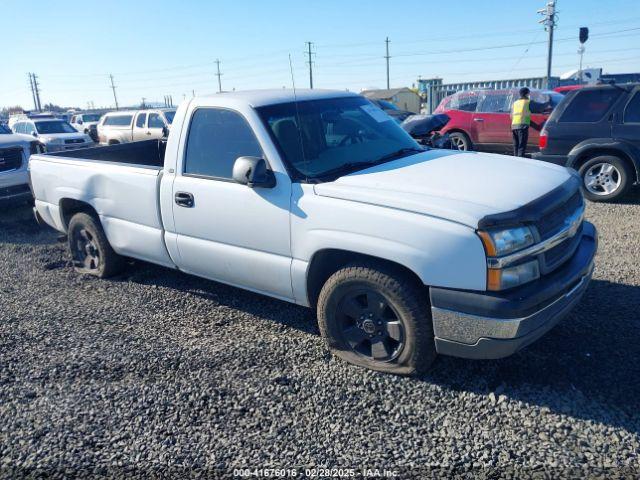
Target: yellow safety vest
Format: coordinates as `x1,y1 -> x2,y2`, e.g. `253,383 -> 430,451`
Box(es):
511,98 -> 531,127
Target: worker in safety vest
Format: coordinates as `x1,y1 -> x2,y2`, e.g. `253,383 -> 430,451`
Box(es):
511,87 -> 531,157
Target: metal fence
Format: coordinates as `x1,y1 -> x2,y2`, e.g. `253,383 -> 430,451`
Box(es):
418,76 -> 560,113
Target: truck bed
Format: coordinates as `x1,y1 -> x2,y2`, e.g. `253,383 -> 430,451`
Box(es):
29,139 -> 175,269
51,139 -> 166,168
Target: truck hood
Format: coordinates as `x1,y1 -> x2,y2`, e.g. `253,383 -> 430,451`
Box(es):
313,149 -> 573,228
0,133 -> 32,149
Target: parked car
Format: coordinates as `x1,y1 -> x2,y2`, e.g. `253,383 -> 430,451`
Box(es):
533,83 -> 640,201
70,112 -> 104,134
554,85 -> 584,95
30,89 -> 596,375
11,118 -> 94,153
97,108 -> 176,145
369,99 -> 415,123
434,88 -> 564,153
0,123 -> 44,204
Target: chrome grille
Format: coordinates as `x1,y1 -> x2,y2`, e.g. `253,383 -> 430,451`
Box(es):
0,147 -> 23,172
536,191 -> 584,274
536,191 -> 583,240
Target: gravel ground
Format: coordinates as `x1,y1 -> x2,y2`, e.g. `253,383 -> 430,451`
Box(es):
1,193 -> 639,479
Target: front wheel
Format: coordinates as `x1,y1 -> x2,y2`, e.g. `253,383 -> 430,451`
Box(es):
317,261 -> 436,375
578,155 -> 632,202
448,132 -> 472,151
68,212 -> 125,277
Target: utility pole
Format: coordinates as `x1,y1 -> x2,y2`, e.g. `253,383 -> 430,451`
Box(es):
538,0 -> 557,89
384,37 -> 391,90
32,73 -> 42,112
109,74 -> 119,110
141,97 -> 146,109
305,41 -> 314,89
215,59 -> 223,93
28,73 -> 38,111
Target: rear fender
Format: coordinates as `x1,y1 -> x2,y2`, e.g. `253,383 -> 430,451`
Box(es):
567,139 -> 640,181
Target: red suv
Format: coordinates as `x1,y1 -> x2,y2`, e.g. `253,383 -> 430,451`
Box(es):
434,88 -> 564,153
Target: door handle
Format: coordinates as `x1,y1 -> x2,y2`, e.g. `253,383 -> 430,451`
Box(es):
175,192 -> 194,208
473,118 -> 484,122
146,131 -> 152,135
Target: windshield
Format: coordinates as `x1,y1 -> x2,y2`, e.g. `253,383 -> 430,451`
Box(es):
0,124 -> 11,134
82,114 -> 102,122
163,111 -> 176,124
256,96 -> 420,180
35,120 -> 77,134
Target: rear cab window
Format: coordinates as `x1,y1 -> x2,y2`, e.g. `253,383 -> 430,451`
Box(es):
103,115 -> 133,127
559,89 -> 623,123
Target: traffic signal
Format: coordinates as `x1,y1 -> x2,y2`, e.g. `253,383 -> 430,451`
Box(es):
579,27 -> 589,44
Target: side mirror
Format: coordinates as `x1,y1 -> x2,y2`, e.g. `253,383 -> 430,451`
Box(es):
32,131 -> 38,138
161,125 -> 169,138
232,156 -> 276,188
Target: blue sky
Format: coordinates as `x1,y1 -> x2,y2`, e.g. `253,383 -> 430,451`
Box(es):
2,0 -> 639,109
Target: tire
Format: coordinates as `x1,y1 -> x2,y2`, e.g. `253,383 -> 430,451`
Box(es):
317,261 -> 437,375
108,140 -> 120,145
448,131 -> 472,151
67,212 -> 125,278
578,155 -> 633,202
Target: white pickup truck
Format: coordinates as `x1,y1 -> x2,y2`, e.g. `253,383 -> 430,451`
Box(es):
30,90 -> 597,374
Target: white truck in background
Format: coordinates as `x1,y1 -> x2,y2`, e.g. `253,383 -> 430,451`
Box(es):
29,90 -> 597,374
97,108 -> 176,145
0,123 -> 44,204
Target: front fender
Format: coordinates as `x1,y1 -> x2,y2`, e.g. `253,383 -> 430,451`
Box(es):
292,189 -> 488,293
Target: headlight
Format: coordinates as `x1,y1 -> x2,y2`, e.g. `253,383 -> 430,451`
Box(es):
487,260 -> 540,291
478,226 -> 535,257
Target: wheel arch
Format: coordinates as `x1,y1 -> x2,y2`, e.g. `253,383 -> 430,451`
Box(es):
59,198 -> 100,231
305,248 -> 427,309
568,141 -> 640,182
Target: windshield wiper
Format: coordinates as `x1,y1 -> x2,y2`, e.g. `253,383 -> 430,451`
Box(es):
313,147 -> 424,182
374,147 -> 424,163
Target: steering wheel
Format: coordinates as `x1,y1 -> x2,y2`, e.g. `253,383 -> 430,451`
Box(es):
339,133 -> 364,146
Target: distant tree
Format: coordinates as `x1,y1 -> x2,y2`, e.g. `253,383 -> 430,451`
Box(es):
1,106 -> 25,116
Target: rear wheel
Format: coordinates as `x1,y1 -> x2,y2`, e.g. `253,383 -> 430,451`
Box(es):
68,212 -> 124,278
449,132 -> 472,151
317,261 -> 436,375
578,155 -> 632,202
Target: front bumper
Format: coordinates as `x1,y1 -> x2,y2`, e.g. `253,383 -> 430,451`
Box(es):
531,152 -> 568,166
430,222 -> 597,359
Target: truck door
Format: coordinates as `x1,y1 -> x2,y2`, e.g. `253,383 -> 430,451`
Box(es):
170,107 -> 293,300
132,112 -> 148,142
473,92 -> 512,151
613,87 -> 640,152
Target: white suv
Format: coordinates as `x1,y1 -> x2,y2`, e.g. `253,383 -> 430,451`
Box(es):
0,123 -> 44,204
11,118 -> 94,153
